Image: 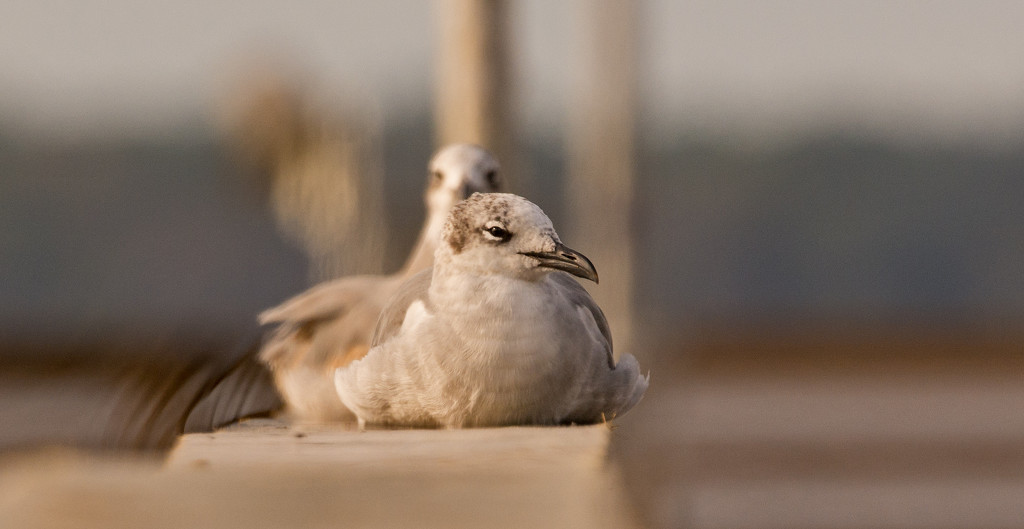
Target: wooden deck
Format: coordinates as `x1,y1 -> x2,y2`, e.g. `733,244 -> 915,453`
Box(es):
2,326 -> 1022,528
0,421 -> 640,529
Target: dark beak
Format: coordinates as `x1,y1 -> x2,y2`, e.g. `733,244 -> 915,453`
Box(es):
520,242 -> 599,283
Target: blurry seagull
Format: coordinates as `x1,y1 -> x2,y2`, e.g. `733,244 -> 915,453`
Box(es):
335,193 -> 648,428
259,144 -> 502,420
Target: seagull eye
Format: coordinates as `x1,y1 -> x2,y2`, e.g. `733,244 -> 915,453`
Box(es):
431,170 -> 444,185
484,225 -> 511,241
485,169 -> 498,187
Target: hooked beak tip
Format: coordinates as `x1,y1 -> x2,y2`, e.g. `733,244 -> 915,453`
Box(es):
520,242 -> 599,283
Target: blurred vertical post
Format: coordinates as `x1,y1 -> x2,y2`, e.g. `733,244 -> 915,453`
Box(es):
217,65 -> 386,281
434,0 -> 517,191
566,0 -> 637,354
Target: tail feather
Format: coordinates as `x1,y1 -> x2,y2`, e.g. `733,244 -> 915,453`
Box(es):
609,353 -> 649,418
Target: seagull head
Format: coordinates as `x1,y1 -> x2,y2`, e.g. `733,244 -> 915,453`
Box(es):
425,143 -> 502,215
439,193 -> 598,283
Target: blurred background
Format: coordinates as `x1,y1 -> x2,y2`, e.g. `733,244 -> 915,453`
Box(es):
1,1 -> 1023,528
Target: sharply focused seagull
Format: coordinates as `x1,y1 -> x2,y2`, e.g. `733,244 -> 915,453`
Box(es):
259,144 -> 502,420
335,193 -> 649,428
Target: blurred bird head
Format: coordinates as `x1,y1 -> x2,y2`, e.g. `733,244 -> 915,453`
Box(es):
426,144 -> 502,215
440,193 -> 598,283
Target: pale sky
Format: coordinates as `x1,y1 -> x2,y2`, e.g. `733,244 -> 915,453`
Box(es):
1,0 -> 1022,147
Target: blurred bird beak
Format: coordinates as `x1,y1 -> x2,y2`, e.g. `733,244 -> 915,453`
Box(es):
521,242 -> 599,283
463,179 -> 487,197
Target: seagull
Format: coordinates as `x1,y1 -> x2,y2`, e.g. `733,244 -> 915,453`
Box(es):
258,144 -> 502,420
335,193 -> 649,428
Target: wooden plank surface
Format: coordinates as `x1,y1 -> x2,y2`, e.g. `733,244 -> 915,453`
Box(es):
0,421 -> 641,529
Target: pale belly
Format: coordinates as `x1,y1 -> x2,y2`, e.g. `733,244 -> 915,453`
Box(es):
420,302 -> 585,426
344,274 -> 608,428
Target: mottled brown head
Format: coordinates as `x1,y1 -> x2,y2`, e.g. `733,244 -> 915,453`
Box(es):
439,193 -> 598,283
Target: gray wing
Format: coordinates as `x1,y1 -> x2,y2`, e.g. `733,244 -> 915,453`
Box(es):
0,331 -> 282,452
258,276 -> 384,326
183,349 -> 282,434
257,276 -> 387,365
550,272 -> 614,369
369,268 -> 433,346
